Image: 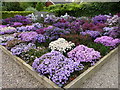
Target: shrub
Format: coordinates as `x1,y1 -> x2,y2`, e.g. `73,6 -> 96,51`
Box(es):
45,2 -> 120,17
35,2 -> 45,11
2,11 -> 33,19
2,2 -> 23,11
25,7 -> 38,12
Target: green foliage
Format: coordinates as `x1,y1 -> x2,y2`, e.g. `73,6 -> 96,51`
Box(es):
2,2 -> 23,11
2,11 -> 33,19
25,7 -> 38,12
87,42 -> 111,56
35,2 -> 45,11
19,2 -> 34,11
20,48 -> 49,65
45,2 -> 120,17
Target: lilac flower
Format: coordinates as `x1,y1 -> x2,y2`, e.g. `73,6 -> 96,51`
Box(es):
11,22 -> 23,27
11,43 -> 36,55
67,45 -> 101,65
92,15 -> 107,24
35,34 -> 46,43
18,32 -> 38,42
32,51 -> 84,86
80,30 -> 100,38
94,36 -> 120,47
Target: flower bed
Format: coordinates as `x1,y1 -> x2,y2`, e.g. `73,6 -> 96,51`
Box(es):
0,14 -> 120,88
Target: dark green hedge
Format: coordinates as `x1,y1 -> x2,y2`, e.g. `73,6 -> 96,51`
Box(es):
2,11 -> 34,19
45,2 -> 120,17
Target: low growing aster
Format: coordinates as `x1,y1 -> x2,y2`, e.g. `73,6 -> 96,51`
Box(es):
11,43 -> 36,55
49,38 -> 75,53
80,30 -> 100,38
94,36 -> 120,47
67,45 -> 101,65
92,15 -> 107,24
0,27 -> 17,35
44,27 -> 70,41
18,32 -> 38,42
32,51 -> 84,86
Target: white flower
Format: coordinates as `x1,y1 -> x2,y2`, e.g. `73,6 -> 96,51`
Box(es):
49,38 -> 75,53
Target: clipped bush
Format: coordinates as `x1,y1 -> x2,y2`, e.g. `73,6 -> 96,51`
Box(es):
2,11 -> 33,19
25,7 -> 38,12
45,2 -> 120,17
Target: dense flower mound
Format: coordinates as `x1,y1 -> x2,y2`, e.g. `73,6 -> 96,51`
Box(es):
107,15 -> 119,26
0,25 -> 7,29
18,32 -> 38,42
16,23 -> 43,32
94,36 -> 120,47
2,15 -> 32,26
103,27 -> 120,38
80,30 -> 100,38
49,38 -> 75,53
44,15 -> 59,24
44,27 -> 70,41
67,45 -> 101,65
0,27 -> 17,35
32,51 -> 84,86
53,19 -> 71,29
35,34 -> 46,43
11,43 -> 36,55
92,15 -> 107,24
82,22 -> 106,32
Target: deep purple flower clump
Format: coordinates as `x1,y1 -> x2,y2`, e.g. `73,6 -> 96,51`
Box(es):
53,19 -> 70,29
18,32 -> 38,42
80,30 -> 100,38
2,15 -> 32,26
32,51 -> 84,86
92,15 -> 107,24
67,45 -> 101,65
94,36 -> 120,47
44,27 -> 70,41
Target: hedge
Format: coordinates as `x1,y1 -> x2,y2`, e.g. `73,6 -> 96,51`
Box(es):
45,2 -> 120,17
2,11 -> 34,19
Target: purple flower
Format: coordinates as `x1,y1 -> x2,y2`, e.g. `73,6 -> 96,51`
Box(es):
67,45 -> 101,64
18,32 -> 38,42
32,51 -> 84,86
80,30 -> 100,38
94,36 -> 120,47
92,15 -> 107,24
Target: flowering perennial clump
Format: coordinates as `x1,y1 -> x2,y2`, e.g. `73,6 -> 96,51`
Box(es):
67,45 -> 101,65
80,30 -> 100,38
11,43 -> 36,55
35,34 -> 46,43
53,19 -> 70,29
32,51 -> 84,86
18,32 -> 38,42
44,27 -> 70,41
49,38 -> 75,53
0,27 -> 17,35
94,36 -> 120,47
92,15 -> 107,24
2,15 -> 32,26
